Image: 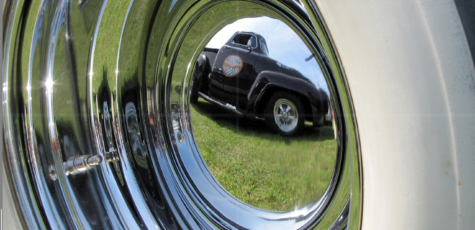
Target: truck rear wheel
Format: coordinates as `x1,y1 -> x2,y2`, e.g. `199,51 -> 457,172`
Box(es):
190,67 -> 200,104
190,54 -> 210,103
265,91 -> 305,136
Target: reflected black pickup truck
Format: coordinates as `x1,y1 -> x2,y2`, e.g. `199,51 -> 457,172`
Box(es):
190,31 -> 329,136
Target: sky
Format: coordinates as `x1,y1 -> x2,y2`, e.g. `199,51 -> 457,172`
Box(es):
205,17 -> 328,93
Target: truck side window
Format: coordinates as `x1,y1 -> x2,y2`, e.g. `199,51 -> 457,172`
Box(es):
260,39 -> 269,56
232,34 -> 257,48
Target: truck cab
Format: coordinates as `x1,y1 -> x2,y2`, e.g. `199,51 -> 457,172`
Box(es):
191,31 -> 329,136
208,32 -> 268,110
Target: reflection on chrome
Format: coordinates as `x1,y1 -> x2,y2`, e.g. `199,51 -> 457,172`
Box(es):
189,16 -> 336,212
166,1 -> 353,228
3,0 -> 360,229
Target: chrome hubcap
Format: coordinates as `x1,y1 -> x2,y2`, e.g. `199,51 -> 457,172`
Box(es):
2,0 -> 361,229
274,99 -> 298,132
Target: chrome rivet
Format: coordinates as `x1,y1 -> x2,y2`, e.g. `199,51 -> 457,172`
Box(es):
49,165 -> 57,181
177,132 -> 184,143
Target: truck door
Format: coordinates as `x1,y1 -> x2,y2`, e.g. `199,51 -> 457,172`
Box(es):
209,33 -> 259,110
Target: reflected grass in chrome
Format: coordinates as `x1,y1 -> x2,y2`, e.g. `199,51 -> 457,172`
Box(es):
191,98 -> 337,211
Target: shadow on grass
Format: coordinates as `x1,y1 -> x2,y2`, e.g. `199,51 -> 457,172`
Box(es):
190,98 -> 338,211
191,99 -> 335,143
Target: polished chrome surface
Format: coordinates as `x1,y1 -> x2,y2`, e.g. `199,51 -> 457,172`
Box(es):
274,98 -> 299,132
3,0 -> 47,226
3,0 -> 361,229
300,0 -> 363,228
329,199 -> 350,230
102,102 -> 119,163
63,155 -> 102,176
155,0 -> 355,228
189,15 -> 337,209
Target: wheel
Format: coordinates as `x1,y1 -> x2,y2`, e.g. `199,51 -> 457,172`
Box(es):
3,0 -> 474,229
189,64 -> 201,103
3,1 -> 353,228
190,55 -> 209,104
265,92 -> 305,136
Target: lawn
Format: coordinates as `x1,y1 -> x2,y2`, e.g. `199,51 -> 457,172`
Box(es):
191,98 -> 337,212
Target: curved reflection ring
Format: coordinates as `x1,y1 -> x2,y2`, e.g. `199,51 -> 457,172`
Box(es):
146,0 -> 353,229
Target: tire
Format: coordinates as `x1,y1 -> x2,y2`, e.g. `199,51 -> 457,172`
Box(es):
190,55 -> 209,104
189,64 -> 201,104
318,1 -> 475,229
264,91 -> 305,136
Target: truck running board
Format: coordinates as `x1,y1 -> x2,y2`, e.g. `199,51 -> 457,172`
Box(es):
198,92 -> 243,116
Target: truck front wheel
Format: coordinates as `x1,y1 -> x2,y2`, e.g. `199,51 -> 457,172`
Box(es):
265,92 -> 305,136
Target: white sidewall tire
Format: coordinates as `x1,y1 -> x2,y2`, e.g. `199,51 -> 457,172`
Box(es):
316,0 -> 475,229
3,164 -> 24,229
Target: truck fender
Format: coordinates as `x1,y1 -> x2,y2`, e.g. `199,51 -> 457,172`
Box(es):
193,54 -> 210,93
248,71 -> 329,123
195,54 -> 209,80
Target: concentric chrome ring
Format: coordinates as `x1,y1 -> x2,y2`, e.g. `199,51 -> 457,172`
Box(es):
2,0 -> 362,229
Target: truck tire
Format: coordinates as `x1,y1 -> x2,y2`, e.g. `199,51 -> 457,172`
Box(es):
190,54 -> 210,103
318,0 -> 475,229
264,91 -> 305,136
189,63 -> 201,104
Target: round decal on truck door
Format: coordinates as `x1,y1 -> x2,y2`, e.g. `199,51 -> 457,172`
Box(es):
223,55 -> 243,77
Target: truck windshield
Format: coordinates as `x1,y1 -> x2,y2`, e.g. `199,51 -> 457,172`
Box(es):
232,34 -> 257,48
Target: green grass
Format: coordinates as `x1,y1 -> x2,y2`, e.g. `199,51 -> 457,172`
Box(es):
191,98 -> 337,211
36,0 -> 337,214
